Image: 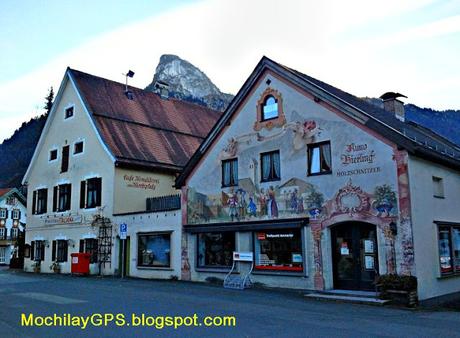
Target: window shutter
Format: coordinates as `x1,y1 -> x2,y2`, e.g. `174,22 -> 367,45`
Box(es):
52,240 -> 56,261
5,209 -> 8,219
53,186 -> 58,212
61,145 -> 70,172
64,242 -> 68,262
67,184 -> 72,210
43,189 -> 48,213
32,191 -> 37,215
17,210 -> 21,220
96,178 -> 102,206
79,239 -> 84,253
31,241 -> 35,260
40,242 -> 45,261
80,181 -> 86,209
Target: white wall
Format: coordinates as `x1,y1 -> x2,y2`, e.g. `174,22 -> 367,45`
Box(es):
24,76 -> 116,274
409,156 -> 460,300
113,210 -> 182,279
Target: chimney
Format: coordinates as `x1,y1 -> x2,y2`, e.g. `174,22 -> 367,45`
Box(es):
380,92 -> 407,122
154,81 -> 170,100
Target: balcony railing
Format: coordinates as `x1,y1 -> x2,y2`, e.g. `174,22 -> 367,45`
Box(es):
146,194 -> 181,212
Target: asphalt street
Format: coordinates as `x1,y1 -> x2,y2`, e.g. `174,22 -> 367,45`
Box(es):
0,268 -> 459,338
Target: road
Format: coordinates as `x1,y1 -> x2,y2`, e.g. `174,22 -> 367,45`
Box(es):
0,268 -> 459,337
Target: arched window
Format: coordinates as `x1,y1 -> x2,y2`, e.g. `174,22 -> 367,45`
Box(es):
262,95 -> 279,120
254,88 -> 286,131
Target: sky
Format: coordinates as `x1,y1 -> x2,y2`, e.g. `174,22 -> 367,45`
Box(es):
1,0 -> 460,143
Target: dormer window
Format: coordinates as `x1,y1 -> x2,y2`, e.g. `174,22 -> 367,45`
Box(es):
65,106 -> 74,119
262,95 -> 279,121
254,88 -> 286,131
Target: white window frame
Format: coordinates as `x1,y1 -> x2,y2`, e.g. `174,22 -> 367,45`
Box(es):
11,228 -> 19,239
73,139 -> 85,156
0,228 -> 6,239
49,148 -> 58,162
64,103 -> 75,120
12,209 -> 20,220
0,209 -> 6,219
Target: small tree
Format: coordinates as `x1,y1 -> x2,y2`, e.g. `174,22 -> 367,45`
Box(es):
43,86 -> 54,115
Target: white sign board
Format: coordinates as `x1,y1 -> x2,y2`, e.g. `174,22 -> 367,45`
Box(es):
233,251 -> 253,262
120,223 -> 128,240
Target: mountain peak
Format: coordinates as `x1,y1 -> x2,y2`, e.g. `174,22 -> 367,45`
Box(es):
145,54 -> 233,111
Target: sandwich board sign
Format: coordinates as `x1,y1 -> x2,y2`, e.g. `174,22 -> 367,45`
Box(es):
233,252 -> 253,262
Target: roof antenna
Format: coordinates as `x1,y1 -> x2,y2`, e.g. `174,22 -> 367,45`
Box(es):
122,70 -> 135,100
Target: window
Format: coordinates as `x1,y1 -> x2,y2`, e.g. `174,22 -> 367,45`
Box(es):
197,232 -> 235,268
438,224 -> 460,276
222,159 -> 238,187
12,209 -> 20,220
79,238 -> 98,263
254,88 -> 286,131
74,141 -> 84,154
262,95 -> 279,121
49,149 -> 58,161
10,228 -> 19,240
52,240 -> 68,262
0,209 -> 6,219
65,106 -> 74,119
53,184 -> 71,212
261,150 -> 280,182
61,145 -> 70,172
308,141 -> 332,175
80,177 -> 102,209
31,241 -> 45,261
254,229 -> 303,272
137,233 -> 171,268
32,188 -> 48,215
0,228 -> 6,240
433,176 -> 444,198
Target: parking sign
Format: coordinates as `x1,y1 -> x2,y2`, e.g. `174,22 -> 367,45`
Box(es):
120,223 -> 127,240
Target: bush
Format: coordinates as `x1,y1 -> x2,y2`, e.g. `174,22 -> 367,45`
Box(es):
375,274 -> 417,291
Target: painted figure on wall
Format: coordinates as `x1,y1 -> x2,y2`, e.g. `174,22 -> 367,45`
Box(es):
248,197 -> 257,217
267,186 -> 279,218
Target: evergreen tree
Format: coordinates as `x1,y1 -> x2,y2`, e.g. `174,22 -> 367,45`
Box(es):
43,86 -> 54,115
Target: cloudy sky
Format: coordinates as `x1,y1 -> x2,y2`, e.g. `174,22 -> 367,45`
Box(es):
1,0 -> 459,142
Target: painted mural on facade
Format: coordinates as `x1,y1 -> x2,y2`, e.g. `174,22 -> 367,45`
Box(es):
186,78 -> 415,278
187,112 -> 399,226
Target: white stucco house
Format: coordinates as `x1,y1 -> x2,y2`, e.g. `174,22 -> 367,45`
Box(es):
0,188 -> 27,267
22,67 -> 220,277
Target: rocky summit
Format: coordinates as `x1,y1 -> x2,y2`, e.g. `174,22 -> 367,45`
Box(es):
145,54 -> 233,111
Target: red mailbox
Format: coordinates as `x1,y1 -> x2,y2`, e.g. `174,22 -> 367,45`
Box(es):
71,253 -> 91,275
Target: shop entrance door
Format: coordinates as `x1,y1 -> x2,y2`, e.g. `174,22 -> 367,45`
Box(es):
118,236 -> 130,277
331,222 -> 378,290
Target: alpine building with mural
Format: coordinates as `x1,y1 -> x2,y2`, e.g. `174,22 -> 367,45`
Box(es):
176,56 -> 460,302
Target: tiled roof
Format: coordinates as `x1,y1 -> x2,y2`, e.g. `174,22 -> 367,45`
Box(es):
69,68 -> 221,171
0,188 -> 13,198
285,66 -> 460,160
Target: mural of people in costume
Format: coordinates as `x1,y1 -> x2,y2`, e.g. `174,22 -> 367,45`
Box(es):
257,188 -> 267,217
247,196 -> 257,217
267,186 -> 279,218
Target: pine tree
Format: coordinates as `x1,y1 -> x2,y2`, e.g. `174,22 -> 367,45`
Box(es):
43,86 -> 54,115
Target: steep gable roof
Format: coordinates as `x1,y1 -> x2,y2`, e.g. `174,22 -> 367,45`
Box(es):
0,188 -> 26,205
69,69 -> 222,171
176,56 -> 460,187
